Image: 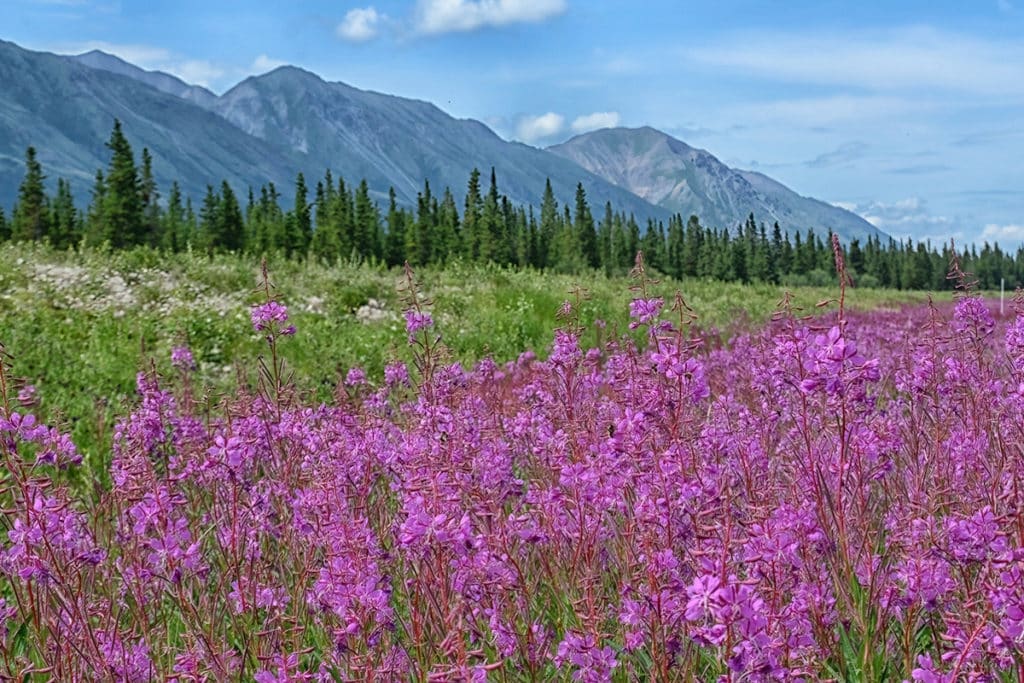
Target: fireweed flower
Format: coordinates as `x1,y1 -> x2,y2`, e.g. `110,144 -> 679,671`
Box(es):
170,346 -> 196,371
404,310 -> 433,340
555,631 -> 618,683
629,297 -> 663,327
16,383 -> 37,407
251,300 -> 295,336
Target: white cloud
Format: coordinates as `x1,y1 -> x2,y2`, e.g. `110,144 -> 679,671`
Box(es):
416,0 -> 567,35
337,7 -> 383,42
53,40 -> 227,88
690,26 -> 1024,96
830,201 -> 859,213
515,112 -> 565,143
165,60 -> 224,88
841,197 -> 958,242
570,111 -> 620,133
982,223 -> 1024,241
251,54 -> 287,73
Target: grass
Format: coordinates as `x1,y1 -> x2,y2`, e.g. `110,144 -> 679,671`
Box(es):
0,241 -> 939,479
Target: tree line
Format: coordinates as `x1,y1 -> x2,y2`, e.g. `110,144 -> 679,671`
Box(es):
2,120 -> 1020,291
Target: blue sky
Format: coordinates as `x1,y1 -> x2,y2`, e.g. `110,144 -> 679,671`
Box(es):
6,0 -> 1024,246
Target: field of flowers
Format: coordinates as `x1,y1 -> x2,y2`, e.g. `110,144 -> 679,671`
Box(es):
3,246 -> 1022,681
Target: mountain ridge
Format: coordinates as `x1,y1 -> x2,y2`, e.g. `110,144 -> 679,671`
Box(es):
549,126 -> 883,242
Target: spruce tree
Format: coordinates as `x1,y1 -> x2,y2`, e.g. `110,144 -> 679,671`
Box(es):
49,178 -> 78,249
85,170 -> 108,247
666,214 -> 684,279
538,179 -> 559,269
12,146 -> 50,242
198,185 -> 220,252
139,148 -> 161,246
162,181 -> 185,251
218,181 -> 244,251
598,202 -> 614,275
408,180 -> 434,266
286,172 -> 311,256
353,179 -> 379,261
0,206 -> 8,241
479,168 -> 502,263
436,187 -> 460,264
463,169 -> 483,260
103,119 -> 143,248
385,187 -> 406,266
574,183 -> 599,269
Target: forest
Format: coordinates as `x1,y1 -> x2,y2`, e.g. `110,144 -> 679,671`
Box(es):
2,120 -> 1018,291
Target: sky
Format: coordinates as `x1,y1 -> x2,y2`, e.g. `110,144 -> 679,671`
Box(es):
5,0 -> 1024,246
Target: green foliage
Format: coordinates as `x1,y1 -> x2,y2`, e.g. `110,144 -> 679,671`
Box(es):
102,119 -> 144,248
12,146 -> 49,243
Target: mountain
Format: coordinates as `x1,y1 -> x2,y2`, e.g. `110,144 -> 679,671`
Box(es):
71,50 -> 218,109
209,66 -> 665,215
0,40 -> 666,222
0,40 -> 303,211
548,127 -> 883,242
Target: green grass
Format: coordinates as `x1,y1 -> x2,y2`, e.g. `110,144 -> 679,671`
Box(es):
0,242 -> 939,479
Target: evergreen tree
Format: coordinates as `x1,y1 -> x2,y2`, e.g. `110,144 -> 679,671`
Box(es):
848,238 -> 865,275
408,179 -> 434,266
0,206 -> 8,241
574,183 -> 599,269
479,168 -> 502,263
218,180 -> 244,252
436,187 -> 460,264
463,169 -> 483,260
384,187 -> 406,266
103,119 -> 143,248
285,172 -> 312,256
198,185 -> 220,252
162,181 -> 185,251
311,177 -> 341,261
666,214 -> 684,279
353,179 -> 379,261
538,179 -> 559,269
598,202 -> 615,275
682,215 -> 703,277
139,148 -> 161,246
85,169 -> 108,246
12,146 -> 50,242
49,178 -> 78,249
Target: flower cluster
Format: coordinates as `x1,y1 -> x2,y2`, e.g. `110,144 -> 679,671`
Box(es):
250,300 -> 295,336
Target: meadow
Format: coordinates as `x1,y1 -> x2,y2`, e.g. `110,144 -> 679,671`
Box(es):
5,242 -> 1023,680
0,242 -> 931,478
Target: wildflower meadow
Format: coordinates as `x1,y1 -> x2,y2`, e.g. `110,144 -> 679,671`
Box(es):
1,243 -> 1023,681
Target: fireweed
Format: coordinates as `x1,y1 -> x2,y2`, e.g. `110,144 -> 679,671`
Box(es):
1,256 -> 1023,682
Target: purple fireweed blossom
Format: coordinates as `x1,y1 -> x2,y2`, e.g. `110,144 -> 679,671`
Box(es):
629,297 -> 663,327
384,361 -> 410,388
555,631 -> 618,683
170,346 -> 196,371
404,310 -> 434,340
345,366 -> 367,386
251,301 -> 295,336
16,383 -> 37,407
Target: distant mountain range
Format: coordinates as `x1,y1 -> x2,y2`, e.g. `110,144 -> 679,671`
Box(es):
548,127 -> 883,241
0,38 -> 883,241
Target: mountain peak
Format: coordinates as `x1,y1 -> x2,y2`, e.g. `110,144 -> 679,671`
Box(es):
549,126 -> 882,241
70,48 -> 218,108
